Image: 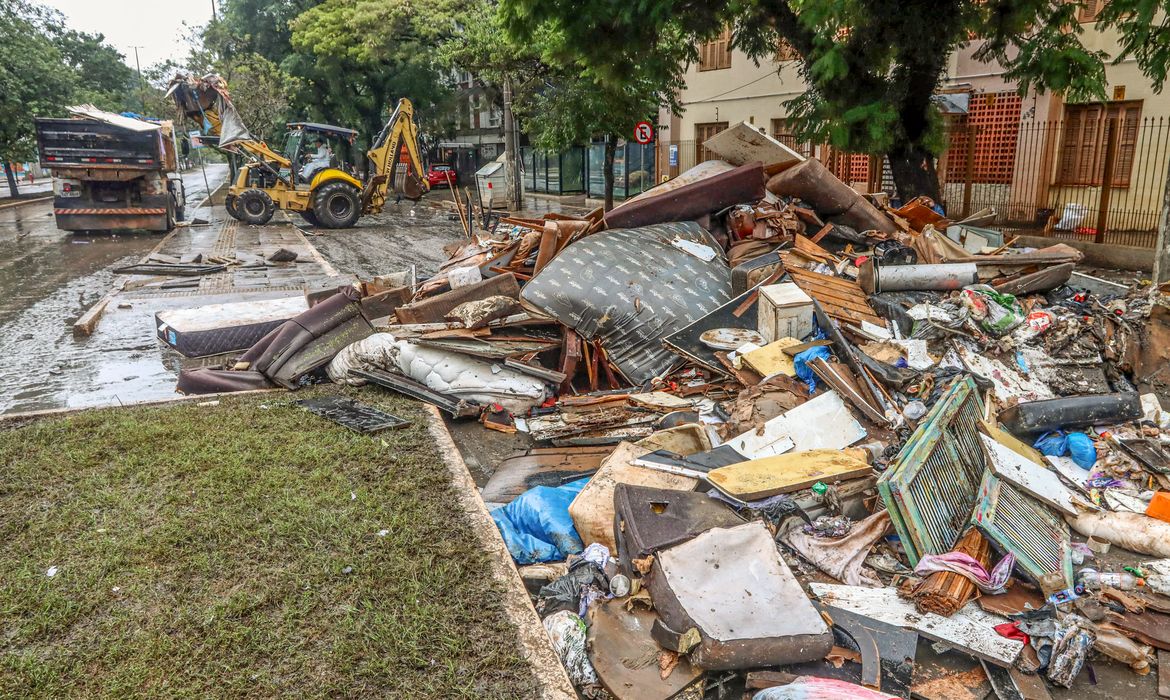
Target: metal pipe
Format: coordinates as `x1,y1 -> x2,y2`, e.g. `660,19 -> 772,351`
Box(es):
860,260 -> 979,294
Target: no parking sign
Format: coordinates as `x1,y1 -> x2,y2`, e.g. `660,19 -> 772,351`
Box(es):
633,121 -> 654,144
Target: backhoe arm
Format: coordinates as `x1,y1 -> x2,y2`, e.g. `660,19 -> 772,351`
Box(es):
362,98 -> 429,213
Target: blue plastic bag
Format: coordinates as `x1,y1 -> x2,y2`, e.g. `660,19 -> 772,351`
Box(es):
491,478 -> 589,565
1033,431 -> 1097,469
793,345 -> 831,394
1066,433 -> 1097,468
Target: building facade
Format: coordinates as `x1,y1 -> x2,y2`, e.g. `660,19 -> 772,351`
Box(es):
658,11 -> 1170,244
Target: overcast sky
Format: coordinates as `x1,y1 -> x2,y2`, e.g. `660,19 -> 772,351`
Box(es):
41,0 -> 216,69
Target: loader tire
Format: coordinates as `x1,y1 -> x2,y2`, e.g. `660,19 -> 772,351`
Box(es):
312,181 -> 361,229
298,210 -> 319,226
237,189 -> 275,225
224,194 -> 241,220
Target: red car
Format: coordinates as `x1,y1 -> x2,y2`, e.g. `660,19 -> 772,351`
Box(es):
427,164 -> 457,187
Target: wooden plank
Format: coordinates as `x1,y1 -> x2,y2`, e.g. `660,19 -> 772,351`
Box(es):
780,289 -> 879,321
707,448 -> 871,500
1159,649 -> 1170,698
793,234 -> 837,262
981,434 -> 1088,516
784,268 -> 883,324
1009,667 -> 1053,700
810,223 -> 834,244
809,583 -> 1024,667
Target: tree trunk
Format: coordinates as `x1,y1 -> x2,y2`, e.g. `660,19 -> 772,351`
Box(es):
3,162 -> 20,198
887,143 -> 940,204
603,137 -> 617,211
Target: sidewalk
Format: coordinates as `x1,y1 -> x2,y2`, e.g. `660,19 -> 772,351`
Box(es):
0,180 -> 53,206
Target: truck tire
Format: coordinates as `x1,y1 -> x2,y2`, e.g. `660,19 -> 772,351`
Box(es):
224,194 -> 242,220
237,189 -> 275,225
299,210 -> 319,226
312,181 -> 361,229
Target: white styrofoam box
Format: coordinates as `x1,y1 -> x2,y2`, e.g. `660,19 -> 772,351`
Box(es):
757,282 -> 814,343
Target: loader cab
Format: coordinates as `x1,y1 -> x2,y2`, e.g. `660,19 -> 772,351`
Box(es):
282,122 -> 359,184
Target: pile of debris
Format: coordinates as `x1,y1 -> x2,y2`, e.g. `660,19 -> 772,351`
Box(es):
175,122 -> 1170,698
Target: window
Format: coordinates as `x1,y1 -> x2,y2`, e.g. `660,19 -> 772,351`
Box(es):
698,28 -> 732,71
487,106 -> 502,129
945,91 -> 1023,184
776,39 -> 800,62
1058,101 -> 1141,186
1078,0 -> 1106,22
695,121 -> 728,162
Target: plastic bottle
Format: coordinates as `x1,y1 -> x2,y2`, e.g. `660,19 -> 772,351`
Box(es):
1077,568 -> 1142,591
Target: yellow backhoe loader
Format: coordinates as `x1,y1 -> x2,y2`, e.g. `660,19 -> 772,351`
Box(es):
167,74 -> 428,228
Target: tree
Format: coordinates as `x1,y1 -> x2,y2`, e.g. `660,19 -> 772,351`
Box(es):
52,29 -> 137,112
288,0 -> 457,151
442,0 -> 686,209
501,0 -> 1170,203
0,0 -> 75,196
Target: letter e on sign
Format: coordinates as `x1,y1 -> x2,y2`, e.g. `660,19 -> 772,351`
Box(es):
634,121 -> 654,145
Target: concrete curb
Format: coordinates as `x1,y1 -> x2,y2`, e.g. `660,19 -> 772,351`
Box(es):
423,404 -> 576,699
0,195 -> 52,210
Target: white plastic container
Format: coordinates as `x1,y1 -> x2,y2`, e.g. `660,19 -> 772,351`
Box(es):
757,282 -> 814,343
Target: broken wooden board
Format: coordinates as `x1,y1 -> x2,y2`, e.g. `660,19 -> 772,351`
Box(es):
586,599 -> 703,700
784,266 -> 884,326
1007,667 -> 1053,700
527,407 -> 659,442
708,448 -> 871,500
1159,649 -> 1170,698
740,337 -> 801,377
980,434 -> 1089,516
480,446 -> 613,505
809,583 -> 1024,667
628,392 -> 694,411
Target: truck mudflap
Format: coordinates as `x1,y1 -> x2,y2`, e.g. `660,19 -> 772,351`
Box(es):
53,197 -> 172,232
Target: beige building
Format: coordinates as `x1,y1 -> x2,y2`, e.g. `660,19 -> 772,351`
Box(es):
658,8 -> 1170,243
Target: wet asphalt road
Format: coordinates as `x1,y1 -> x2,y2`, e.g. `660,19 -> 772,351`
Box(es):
0,176 -> 473,416
0,166 -> 228,415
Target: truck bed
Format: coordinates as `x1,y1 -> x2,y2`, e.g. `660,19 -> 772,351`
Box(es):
35,118 -> 164,169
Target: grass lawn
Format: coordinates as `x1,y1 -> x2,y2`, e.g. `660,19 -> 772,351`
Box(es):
0,388 -> 539,699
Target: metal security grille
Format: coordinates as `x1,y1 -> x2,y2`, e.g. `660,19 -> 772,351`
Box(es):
973,470 -> 1073,586
878,376 -> 986,565
945,91 -> 1023,184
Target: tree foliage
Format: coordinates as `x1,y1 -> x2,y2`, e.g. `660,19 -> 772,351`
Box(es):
500,0 -> 1170,200
441,0 -> 686,207
288,0 -> 456,146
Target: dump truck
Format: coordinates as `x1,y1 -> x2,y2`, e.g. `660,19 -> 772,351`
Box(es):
35,106 -> 185,232
167,74 -> 427,228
